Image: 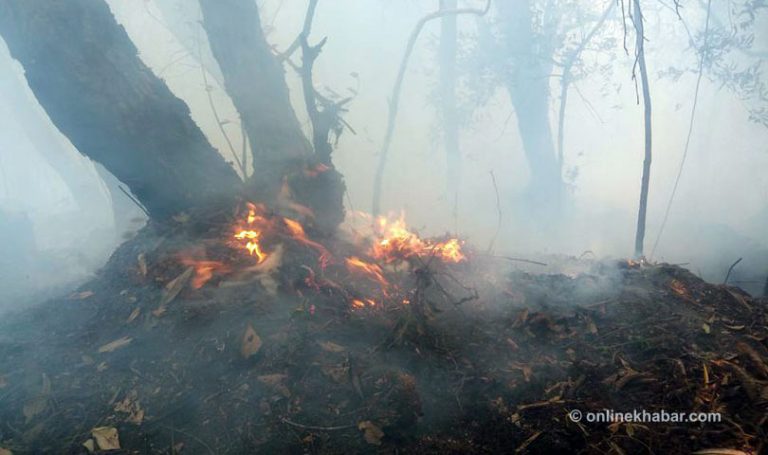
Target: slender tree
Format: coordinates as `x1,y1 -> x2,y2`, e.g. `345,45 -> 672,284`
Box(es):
631,0 -> 653,257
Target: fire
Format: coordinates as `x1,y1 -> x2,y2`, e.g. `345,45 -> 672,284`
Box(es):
351,298 -> 376,309
234,203 -> 269,262
370,213 -> 465,264
179,257 -> 230,289
345,256 -> 389,289
283,218 -> 332,264
234,230 -> 267,262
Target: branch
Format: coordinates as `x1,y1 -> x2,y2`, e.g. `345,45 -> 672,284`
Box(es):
371,0 -> 491,216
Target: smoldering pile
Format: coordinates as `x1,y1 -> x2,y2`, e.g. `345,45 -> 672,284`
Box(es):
0,205 -> 766,454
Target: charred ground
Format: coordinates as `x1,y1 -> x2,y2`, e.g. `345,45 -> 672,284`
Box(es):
0,208 -> 766,454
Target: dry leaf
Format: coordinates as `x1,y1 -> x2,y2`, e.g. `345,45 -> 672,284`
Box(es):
137,253 -> 147,277
114,390 -> 144,425
358,421 -> 384,445
319,341 -> 346,353
257,374 -> 290,397
127,307 -> 141,324
92,426 -> 120,450
0,375 -> 7,388
69,290 -> 94,300
241,324 -> 262,358
98,336 -> 132,353
159,267 -> 194,308
82,439 -> 95,453
257,374 -> 287,386
0,448 -> 12,455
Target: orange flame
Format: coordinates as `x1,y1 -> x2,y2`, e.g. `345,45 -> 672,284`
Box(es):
234,203 -> 269,262
351,298 -> 376,309
179,257 -> 230,289
370,213 -> 465,263
345,256 -> 389,289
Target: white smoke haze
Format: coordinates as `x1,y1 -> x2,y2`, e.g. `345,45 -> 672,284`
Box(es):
0,0 -> 766,311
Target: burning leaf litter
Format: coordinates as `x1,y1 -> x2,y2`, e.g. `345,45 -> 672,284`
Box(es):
0,205 -> 766,453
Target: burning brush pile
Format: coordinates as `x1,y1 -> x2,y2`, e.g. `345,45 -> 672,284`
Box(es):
0,201 -> 767,454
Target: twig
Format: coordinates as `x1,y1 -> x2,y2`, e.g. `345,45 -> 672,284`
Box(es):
480,254 -> 548,266
281,417 -> 356,431
486,170 -> 502,254
371,0 -> 491,216
118,185 -> 150,217
724,257 -> 743,284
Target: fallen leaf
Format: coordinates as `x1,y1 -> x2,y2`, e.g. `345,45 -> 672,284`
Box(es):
159,266 -> 194,309
92,426 -> 120,450
358,421 -> 384,445
114,390 -> 144,425
257,374 -> 291,397
127,307 -> 141,324
241,324 -> 262,358
0,375 -> 7,388
172,213 -> 190,224
319,341 -> 346,353
702,323 -> 711,334
98,336 -> 132,353
69,290 -> 94,300
82,439 -> 95,453
137,253 -> 147,277
257,374 -> 287,386
0,448 -> 12,455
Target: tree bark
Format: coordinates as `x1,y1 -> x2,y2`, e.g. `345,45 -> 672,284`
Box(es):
198,0 -> 311,195
496,0 -> 563,214
0,0 -> 240,220
632,0 -> 653,258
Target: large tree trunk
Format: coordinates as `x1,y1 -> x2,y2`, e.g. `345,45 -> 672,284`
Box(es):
199,0 -> 346,233
496,0 -> 563,215
198,0 -> 311,193
0,0 -> 241,220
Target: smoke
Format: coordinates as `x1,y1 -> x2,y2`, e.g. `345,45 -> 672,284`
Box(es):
0,0 -> 766,312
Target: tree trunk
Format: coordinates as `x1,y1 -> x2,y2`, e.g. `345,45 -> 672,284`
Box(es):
632,0 -> 653,258
198,0 -> 311,195
496,0 -> 563,215
0,0 -> 241,220
439,0 -> 460,210
199,0 -> 347,233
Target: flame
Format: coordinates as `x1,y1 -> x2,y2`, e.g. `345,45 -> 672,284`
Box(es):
233,203 -> 269,262
370,213 -> 465,263
351,298 -> 376,309
179,257 -> 229,289
284,218 -> 332,262
345,256 -> 389,289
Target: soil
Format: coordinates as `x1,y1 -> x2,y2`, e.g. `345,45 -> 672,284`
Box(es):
0,217 -> 766,454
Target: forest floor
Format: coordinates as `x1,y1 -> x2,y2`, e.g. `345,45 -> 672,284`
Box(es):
0,208 -> 766,454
